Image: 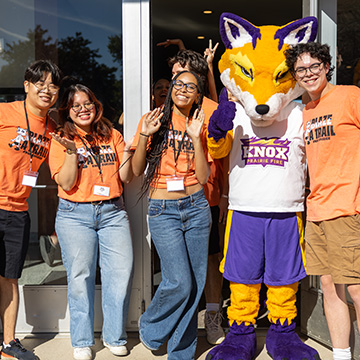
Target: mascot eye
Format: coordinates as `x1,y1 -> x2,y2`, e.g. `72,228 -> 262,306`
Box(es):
276,70 -> 289,82
241,66 -> 253,80
235,62 -> 253,81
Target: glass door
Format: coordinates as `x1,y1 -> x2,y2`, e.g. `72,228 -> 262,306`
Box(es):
0,0 -> 145,334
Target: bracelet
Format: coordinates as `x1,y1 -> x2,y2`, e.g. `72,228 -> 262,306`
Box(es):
221,194 -> 228,199
123,149 -> 134,153
66,148 -> 77,155
140,132 -> 150,138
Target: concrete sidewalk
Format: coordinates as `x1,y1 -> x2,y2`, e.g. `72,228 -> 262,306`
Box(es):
14,329 -> 333,360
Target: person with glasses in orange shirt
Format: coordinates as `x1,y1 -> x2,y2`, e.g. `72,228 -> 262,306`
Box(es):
285,42 -> 360,360
48,84 -> 134,360
0,60 -> 62,360
132,70 -> 212,360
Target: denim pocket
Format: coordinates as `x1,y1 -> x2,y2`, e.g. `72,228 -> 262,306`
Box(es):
148,202 -> 165,218
57,198 -> 76,212
192,195 -> 210,210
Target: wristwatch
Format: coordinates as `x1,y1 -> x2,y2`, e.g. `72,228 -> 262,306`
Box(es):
66,148 -> 77,155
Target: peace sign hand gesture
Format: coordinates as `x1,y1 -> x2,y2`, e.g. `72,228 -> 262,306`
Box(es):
204,39 -> 219,67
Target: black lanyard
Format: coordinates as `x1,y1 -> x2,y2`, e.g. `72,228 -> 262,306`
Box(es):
24,101 -> 48,170
169,116 -> 188,176
78,134 -> 103,182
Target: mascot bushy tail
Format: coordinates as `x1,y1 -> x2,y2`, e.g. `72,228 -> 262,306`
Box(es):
206,13 -> 320,360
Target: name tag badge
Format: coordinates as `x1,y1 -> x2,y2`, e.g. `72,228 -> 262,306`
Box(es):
93,184 -> 111,197
166,176 -> 185,192
22,170 -> 39,187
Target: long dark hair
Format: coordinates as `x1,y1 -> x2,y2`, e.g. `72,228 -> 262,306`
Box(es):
57,84 -> 113,142
140,70 -> 204,197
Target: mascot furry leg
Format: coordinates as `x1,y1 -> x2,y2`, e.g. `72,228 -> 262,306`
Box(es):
206,13 -> 321,360
207,282 -> 320,360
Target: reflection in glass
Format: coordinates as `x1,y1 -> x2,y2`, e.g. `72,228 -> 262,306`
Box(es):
0,0 -> 123,286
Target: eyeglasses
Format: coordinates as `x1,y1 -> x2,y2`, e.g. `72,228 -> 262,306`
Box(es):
173,79 -> 198,93
32,81 -> 59,95
71,102 -> 95,113
294,62 -> 323,78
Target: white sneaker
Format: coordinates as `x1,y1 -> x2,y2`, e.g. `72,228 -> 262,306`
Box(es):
205,310 -> 226,345
73,347 -> 92,360
103,341 -> 128,356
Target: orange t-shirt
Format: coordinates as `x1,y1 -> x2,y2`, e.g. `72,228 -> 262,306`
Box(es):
201,96 -> 218,125
132,114 -> 212,189
0,101 -> 55,211
49,128 -> 126,202
304,85 -> 360,221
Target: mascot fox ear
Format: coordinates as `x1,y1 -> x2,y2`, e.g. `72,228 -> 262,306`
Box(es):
220,13 -> 318,50
275,17 -> 318,50
220,13 -> 261,50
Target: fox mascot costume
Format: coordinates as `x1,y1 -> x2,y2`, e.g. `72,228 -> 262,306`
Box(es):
206,13 -> 320,360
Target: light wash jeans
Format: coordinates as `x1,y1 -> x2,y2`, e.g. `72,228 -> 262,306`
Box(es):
139,189 -> 211,360
55,196 -> 133,348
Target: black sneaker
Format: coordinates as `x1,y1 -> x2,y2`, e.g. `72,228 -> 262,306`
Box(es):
1,339 -> 38,359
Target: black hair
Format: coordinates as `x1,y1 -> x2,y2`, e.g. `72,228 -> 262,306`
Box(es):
140,70 -> 204,198
284,42 -> 335,81
24,59 -> 63,87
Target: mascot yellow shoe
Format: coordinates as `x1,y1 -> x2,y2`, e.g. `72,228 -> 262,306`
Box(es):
206,13 -> 320,360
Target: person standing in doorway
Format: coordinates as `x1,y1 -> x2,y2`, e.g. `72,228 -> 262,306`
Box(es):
132,70 -> 212,359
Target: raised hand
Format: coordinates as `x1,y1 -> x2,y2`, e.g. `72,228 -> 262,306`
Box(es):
156,39 -> 185,50
207,89 -> 236,141
141,107 -> 164,136
186,109 -> 205,141
204,39 -> 219,67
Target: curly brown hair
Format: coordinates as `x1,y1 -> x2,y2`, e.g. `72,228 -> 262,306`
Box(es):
168,50 -> 208,79
284,42 -> 335,81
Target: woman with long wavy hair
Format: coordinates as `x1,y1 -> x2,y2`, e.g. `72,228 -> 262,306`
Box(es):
48,84 -> 134,360
132,70 -> 212,359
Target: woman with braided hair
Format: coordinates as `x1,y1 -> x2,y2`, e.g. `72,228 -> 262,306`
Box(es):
132,70 -> 212,360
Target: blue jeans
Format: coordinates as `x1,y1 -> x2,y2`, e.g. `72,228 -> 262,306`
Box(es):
139,189 -> 211,360
55,197 -> 134,348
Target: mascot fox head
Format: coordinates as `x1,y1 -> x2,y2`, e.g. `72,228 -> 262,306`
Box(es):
219,13 -> 318,127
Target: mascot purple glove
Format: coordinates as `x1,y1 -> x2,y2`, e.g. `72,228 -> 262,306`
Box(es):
207,89 -> 236,142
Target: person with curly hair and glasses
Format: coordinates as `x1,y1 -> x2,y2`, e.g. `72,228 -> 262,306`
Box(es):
132,70 -> 212,359
285,42 -> 360,360
48,84 -> 134,360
